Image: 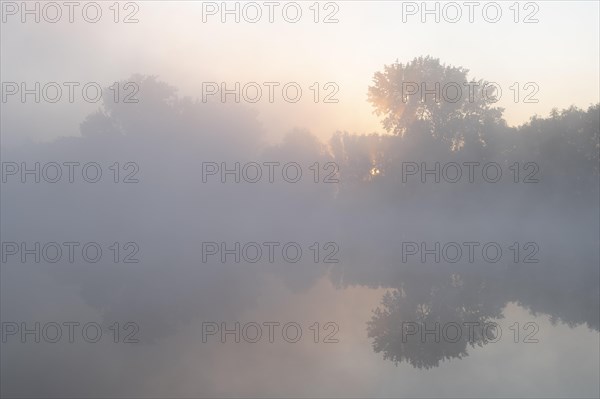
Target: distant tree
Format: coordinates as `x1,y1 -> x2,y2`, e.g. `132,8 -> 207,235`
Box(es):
368,56 -> 505,151
512,104 -> 599,198
79,74 -> 265,157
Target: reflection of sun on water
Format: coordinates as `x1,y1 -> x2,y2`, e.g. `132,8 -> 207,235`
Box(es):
370,167 -> 380,176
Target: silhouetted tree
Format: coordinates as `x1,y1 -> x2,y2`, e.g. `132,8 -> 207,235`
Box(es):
368,56 -> 505,151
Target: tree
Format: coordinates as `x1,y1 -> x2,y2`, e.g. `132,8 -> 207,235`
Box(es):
368,56 -> 504,151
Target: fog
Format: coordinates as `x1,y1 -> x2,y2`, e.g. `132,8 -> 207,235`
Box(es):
1,1 -> 599,398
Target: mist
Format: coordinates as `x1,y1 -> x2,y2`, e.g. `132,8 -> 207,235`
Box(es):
1,1 -> 599,398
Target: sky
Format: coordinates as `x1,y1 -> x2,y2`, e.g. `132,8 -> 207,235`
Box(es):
1,1 -> 599,146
